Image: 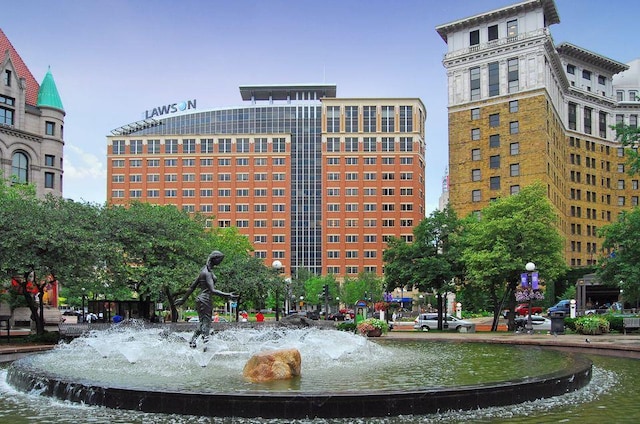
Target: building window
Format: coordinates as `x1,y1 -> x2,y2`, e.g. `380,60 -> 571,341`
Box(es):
381,137 -> 395,152
273,137 -> 286,153
488,24 -> 498,41
488,62 -> 499,97
44,172 -> 54,189
510,185 -> 520,195
470,67 -> 480,101
345,137 -> 358,152
508,58 -> 519,93
617,91 -> 625,102
363,137 -> 376,152
567,64 -> 575,75
218,138 -> 232,153
147,139 -> 160,154
489,134 -> 500,148
471,128 -> 480,140
11,152 -> 29,183
469,29 -> 479,46
200,138 -> 214,153
584,107 -> 592,134
507,20 -> 518,39
489,155 -> 500,169
165,139 -> 178,154
112,140 -> 125,155
399,137 -> 413,152
381,106 -> 395,132
582,70 -> 592,80
598,75 -> 606,85
509,121 -> 519,134
472,169 -> 481,181
326,106 -> 340,132
510,142 -> 519,155
568,103 -> 577,130
236,138 -> 250,153
44,154 -> 55,167
471,108 -> 480,120
400,106 -> 413,132
45,121 -> 55,136
363,106 -> 376,132
599,111 -> 607,138
490,176 -> 501,190
509,100 -> 518,113
631,115 -> 638,128
510,163 -> 520,177
472,189 -> 481,202
489,113 -> 500,127
3,70 -> 11,86
0,105 -> 14,125
182,139 -> 196,154
472,148 -> 481,161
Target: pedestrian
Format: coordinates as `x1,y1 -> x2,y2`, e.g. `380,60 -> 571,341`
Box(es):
175,251 -> 237,348
241,311 -> 248,322
213,312 -> 220,322
255,311 -> 264,322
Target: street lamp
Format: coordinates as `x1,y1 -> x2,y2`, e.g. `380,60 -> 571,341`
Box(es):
419,294 -> 424,312
524,262 -> 537,333
272,260 -> 283,321
81,287 -> 86,323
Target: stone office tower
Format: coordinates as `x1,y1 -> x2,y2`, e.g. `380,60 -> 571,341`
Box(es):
0,28 -> 65,198
437,0 -> 640,267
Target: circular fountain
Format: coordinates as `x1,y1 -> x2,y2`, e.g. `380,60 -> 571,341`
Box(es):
6,322 -> 591,419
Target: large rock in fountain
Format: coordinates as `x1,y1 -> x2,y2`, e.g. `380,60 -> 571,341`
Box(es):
243,348 -> 301,383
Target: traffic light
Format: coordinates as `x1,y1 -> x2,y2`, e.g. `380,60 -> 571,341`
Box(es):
323,284 -> 329,298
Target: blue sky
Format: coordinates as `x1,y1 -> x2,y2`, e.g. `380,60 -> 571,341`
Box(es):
3,0 -> 639,213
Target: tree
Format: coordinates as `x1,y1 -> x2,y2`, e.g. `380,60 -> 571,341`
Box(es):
384,207 -> 463,329
597,207 -> 640,308
460,183 -> 567,331
100,202 -> 211,320
614,123 -> 640,175
0,178 -> 103,334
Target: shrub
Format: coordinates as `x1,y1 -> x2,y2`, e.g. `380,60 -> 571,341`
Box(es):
356,318 -> 389,335
574,315 -> 610,335
336,321 -> 356,332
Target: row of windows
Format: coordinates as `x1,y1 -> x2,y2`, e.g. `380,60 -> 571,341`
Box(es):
326,202 -> 414,212
616,90 -> 639,102
325,266 -> 378,275
325,136 -> 415,152
325,105 -> 414,133
326,156 -> 414,165
470,120 -> 519,141
326,172 -> 414,181
112,157 -> 287,168
111,137 -> 287,155
470,58 -> 519,100
469,19 -> 518,48
326,251 -> 378,258
471,185 -> 520,202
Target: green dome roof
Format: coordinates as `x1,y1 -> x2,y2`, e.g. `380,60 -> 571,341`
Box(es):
37,67 -> 64,111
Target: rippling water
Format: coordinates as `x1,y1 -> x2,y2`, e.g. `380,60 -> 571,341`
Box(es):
0,330 -> 637,423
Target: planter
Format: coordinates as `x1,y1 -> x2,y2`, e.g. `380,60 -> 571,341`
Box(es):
367,328 -> 382,337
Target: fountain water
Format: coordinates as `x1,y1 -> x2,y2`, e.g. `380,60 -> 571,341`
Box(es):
6,322 -> 591,418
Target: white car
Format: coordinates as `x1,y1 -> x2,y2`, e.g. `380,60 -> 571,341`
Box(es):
413,313 -> 474,332
514,315 -> 552,332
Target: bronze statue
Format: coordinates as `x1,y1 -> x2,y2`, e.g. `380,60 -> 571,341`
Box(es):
175,251 -> 236,348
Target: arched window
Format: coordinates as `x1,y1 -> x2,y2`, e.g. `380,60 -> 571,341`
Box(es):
11,151 -> 29,183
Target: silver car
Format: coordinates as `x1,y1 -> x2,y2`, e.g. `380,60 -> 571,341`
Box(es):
413,313 -> 474,332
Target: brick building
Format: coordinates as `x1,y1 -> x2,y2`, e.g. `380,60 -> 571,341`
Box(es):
107,84 -> 426,278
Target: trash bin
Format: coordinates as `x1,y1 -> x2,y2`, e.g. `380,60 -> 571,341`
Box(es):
550,311 -> 565,334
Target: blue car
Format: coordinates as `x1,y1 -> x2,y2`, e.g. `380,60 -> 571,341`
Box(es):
547,300 -> 571,316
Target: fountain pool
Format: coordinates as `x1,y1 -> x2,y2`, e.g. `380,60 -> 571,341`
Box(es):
6,324 -> 592,419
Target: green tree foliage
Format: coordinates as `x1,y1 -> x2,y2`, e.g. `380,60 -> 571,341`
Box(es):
614,123 -> 640,175
597,207 -> 640,306
340,272 -> 384,307
100,202 -> 211,318
384,207 -> 462,328
0,178 -> 102,334
461,183 -> 567,330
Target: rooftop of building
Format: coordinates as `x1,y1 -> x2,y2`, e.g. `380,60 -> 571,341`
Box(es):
0,28 -> 40,107
239,84 -> 337,101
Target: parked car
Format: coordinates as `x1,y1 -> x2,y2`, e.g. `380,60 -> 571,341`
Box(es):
327,312 -> 346,321
413,313 -> 473,332
514,315 -> 552,332
547,300 -> 572,316
502,303 -> 543,318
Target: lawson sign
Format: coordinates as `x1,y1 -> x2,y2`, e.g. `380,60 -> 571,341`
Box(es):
144,99 -> 196,119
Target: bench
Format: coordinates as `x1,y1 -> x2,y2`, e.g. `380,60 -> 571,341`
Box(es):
58,323 -> 89,338
623,318 -> 640,335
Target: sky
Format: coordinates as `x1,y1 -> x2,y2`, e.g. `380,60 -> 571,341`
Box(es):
3,0 -> 640,213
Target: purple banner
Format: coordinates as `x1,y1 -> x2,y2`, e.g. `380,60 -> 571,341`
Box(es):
521,273 -> 528,288
532,272 -> 539,290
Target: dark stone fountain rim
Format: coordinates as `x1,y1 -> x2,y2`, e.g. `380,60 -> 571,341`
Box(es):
6,344 -> 592,419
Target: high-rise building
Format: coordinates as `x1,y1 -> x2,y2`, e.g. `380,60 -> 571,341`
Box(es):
107,84 -> 426,277
436,0 -> 639,267
0,29 -> 65,198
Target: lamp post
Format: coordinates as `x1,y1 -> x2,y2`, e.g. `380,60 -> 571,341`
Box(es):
419,294 -> 424,312
524,262 -> 537,333
81,287 -> 86,323
272,260 -> 283,321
